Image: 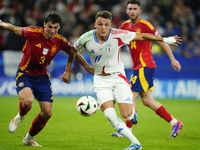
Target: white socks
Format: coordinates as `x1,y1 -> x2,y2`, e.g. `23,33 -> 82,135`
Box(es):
103,108 -> 140,144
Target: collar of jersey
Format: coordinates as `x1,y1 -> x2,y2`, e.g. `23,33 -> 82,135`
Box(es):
93,29 -> 111,44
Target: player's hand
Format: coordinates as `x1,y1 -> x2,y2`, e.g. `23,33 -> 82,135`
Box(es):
170,35 -> 182,46
171,59 -> 181,72
62,71 -> 71,84
163,35 -> 182,46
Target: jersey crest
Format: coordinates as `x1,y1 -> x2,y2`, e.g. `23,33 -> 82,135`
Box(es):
51,45 -> 57,56
105,44 -> 111,52
136,28 -> 141,33
42,48 -> 49,55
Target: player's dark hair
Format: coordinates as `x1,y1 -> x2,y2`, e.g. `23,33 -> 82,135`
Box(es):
127,0 -> 141,7
45,11 -> 62,25
95,10 -> 112,21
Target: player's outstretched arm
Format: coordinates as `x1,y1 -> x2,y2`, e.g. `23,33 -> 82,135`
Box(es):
157,41 -> 181,72
134,33 -> 182,46
75,52 -> 94,75
62,47 -> 77,83
0,20 -> 22,36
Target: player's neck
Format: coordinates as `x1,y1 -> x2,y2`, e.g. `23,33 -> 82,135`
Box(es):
130,17 -> 140,26
96,33 -> 108,44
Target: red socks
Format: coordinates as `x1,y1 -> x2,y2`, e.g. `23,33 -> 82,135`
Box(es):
155,106 -> 173,122
29,113 -> 48,136
19,101 -> 32,116
125,105 -> 173,128
126,120 -> 133,128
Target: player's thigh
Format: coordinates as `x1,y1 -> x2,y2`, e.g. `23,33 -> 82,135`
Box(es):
140,90 -> 153,102
130,67 -> 155,92
114,83 -> 133,118
95,87 -> 114,108
100,100 -> 115,112
16,70 -> 34,104
18,87 -> 33,100
94,75 -> 115,108
33,74 -> 53,103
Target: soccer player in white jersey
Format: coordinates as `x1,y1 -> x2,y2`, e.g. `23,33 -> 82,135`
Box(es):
62,10 -> 181,150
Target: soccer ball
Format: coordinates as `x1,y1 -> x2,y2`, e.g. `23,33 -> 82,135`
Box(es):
76,96 -> 98,116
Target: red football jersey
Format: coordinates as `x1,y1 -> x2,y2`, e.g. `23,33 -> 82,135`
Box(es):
121,18 -> 159,70
20,26 -> 72,75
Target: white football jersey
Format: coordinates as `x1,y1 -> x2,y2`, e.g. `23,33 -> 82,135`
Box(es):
74,28 -> 136,74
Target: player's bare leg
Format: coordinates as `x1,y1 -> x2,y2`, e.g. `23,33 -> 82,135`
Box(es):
140,90 -> 183,138
8,87 -> 33,133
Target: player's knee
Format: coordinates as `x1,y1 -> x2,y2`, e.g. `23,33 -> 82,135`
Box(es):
122,107 -> 136,121
142,98 -> 151,107
121,111 -> 133,119
22,98 -> 33,108
41,110 -> 52,120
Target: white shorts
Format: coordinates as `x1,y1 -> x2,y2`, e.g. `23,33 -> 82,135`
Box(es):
94,72 -> 133,107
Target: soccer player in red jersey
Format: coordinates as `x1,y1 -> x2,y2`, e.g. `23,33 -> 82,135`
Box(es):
0,12 -> 94,146
111,0 -> 183,138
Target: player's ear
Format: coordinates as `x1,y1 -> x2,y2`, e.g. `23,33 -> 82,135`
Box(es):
43,22 -> 46,28
126,9 -> 128,14
94,22 -> 96,28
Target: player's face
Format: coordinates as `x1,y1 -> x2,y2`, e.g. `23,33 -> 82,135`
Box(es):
94,17 -> 111,40
44,21 -> 60,40
126,4 -> 141,21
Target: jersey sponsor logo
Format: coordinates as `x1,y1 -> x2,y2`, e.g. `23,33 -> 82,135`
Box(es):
42,48 -> 49,55
105,44 -> 111,52
35,43 -> 41,48
90,50 -> 95,53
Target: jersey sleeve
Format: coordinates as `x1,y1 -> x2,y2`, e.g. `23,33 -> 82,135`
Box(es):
73,34 -> 86,52
119,30 -> 136,44
21,26 -> 31,38
60,36 -> 72,53
145,22 -> 160,36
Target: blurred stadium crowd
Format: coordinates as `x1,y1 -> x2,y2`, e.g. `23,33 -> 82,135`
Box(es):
0,0 -> 200,59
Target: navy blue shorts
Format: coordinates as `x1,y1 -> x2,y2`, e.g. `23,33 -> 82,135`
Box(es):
15,68 -> 53,102
129,67 -> 155,92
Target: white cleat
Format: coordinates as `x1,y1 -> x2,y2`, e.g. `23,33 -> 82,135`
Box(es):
8,113 -> 25,133
23,133 -> 42,147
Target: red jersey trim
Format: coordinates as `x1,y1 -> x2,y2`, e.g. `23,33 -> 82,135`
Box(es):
113,37 -> 126,47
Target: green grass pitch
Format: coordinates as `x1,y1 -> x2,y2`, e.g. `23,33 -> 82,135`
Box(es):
0,96 -> 199,150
